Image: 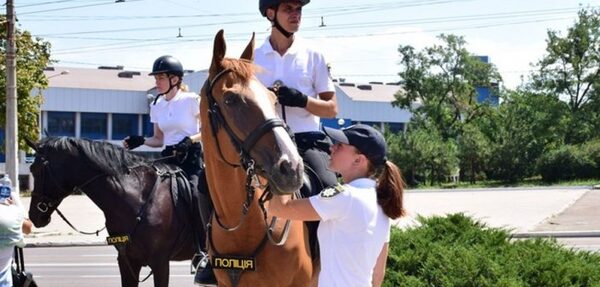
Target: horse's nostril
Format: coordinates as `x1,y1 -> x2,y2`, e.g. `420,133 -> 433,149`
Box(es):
279,159 -> 293,176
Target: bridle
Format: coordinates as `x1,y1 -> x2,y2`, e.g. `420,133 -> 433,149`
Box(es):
205,68 -> 288,170
31,151 -> 107,235
33,152 -> 107,213
203,68 -> 292,244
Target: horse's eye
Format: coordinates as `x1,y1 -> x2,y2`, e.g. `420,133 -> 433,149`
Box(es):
223,93 -> 241,106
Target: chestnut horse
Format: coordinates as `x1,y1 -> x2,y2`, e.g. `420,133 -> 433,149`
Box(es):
200,30 -> 314,286
26,137 -> 201,287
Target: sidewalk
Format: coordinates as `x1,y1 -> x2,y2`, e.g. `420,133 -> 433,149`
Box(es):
21,186 -> 600,247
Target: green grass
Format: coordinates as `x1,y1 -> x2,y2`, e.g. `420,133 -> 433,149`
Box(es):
414,177 -> 600,190
384,214 -> 600,286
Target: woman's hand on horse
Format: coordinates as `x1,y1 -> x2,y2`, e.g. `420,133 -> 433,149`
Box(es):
276,85 -> 308,108
124,135 -> 145,150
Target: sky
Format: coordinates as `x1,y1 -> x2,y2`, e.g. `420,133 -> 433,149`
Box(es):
12,0 -> 600,89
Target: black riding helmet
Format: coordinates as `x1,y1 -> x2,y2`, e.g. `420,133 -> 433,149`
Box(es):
259,0 -> 310,38
149,55 -> 183,77
149,55 -> 184,104
259,0 -> 310,17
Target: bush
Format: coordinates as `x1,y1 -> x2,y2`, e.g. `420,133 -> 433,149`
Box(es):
583,140 -> 600,177
537,145 -> 596,182
385,213 -> 600,286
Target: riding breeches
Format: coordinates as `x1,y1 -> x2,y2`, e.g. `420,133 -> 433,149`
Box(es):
294,131 -> 339,196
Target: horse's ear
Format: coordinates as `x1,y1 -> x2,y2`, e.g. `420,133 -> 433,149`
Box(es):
240,32 -> 255,62
210,29 -> 226,76
25,137 -> 38,152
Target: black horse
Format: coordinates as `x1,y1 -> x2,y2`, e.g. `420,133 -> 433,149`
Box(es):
27,137 -> 202,287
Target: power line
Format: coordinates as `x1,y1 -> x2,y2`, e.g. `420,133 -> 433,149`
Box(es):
18,0 -> 143,15
16,0 -> 104,9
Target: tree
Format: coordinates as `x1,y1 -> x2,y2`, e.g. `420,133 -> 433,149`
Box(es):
530,8 -> 600,143
393,34 -> 502,140
388,117 -> 459,186
0,17 -> 52,150
484,90 -> 568,182
458,122 -> 491,183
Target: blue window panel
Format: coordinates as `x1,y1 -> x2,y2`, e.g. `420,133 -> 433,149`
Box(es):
47,111 -> 75,137
476,86 -> 499,106
81,113 -> 107,140
112,114 -> 138,140
142,114 -> 153,137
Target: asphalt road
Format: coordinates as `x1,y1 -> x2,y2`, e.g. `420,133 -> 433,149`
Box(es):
23,245 -> 196,287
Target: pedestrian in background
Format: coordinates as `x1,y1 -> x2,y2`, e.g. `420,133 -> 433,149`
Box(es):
268,124 -> 406,287
0,189 -> 33,287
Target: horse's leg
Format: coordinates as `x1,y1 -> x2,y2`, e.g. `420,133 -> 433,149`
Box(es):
150,260 -> 170,287
117,255 -> 141,287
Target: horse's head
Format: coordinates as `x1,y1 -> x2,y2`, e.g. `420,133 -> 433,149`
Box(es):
25,137 -> 74,227
26,137 -> 123,227
201,30 -> 303,195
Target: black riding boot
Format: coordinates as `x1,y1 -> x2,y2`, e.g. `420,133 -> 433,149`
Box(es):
194,183 -> 217,286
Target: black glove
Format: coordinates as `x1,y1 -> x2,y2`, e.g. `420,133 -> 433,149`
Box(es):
276,85 -> 308,108
124,135 -> 145,150
175,136 -> 193,154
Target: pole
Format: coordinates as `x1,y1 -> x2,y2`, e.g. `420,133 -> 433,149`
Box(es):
5,0 -> 19,192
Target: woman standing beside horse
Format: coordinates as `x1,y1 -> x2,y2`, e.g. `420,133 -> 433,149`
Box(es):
122,55 -> 216,286
268,124 -> 406,287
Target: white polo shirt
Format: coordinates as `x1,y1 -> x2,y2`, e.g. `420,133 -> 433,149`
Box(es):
309,178 -> 391,287
254,36 -> 335,134
150,91 -> 200,146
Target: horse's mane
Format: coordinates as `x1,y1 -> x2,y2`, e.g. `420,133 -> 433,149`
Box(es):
39,137 -> 148,175
221,58 -> 256,83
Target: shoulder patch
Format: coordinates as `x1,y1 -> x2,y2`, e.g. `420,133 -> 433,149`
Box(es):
320,184 -> 345,198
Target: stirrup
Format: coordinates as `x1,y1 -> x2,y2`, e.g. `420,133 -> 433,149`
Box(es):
191,252 -> 209,274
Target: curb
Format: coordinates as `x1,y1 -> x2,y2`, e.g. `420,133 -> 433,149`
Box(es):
512,230 -> 600,239
25,241 -> 108,248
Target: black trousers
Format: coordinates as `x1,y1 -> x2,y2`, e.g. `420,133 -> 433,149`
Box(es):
294,131 -> 338,194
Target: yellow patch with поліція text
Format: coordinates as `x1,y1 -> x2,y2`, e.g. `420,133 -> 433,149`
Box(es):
212,256 -> 256,271
320,184 -> 344,199
106,235 -> 130,246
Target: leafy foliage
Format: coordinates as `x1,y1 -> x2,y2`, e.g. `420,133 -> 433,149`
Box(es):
484,90 -> 568,182
529,8 -> 600,144
387,118 -> 458,186
384,214 -> 600,286
538,140 -> 600,182
0,16 -> 52,151
394,34 -> 501,141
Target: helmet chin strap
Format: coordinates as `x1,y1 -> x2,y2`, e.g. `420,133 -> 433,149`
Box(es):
274,20 -> 293,38
272,6 -> 293,38
153,76 -> 179,105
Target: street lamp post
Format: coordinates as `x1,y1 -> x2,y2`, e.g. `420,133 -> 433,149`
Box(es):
47,70 -> 69,79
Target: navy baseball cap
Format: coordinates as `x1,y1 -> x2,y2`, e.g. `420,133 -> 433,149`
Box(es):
323,124 -> 388,167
